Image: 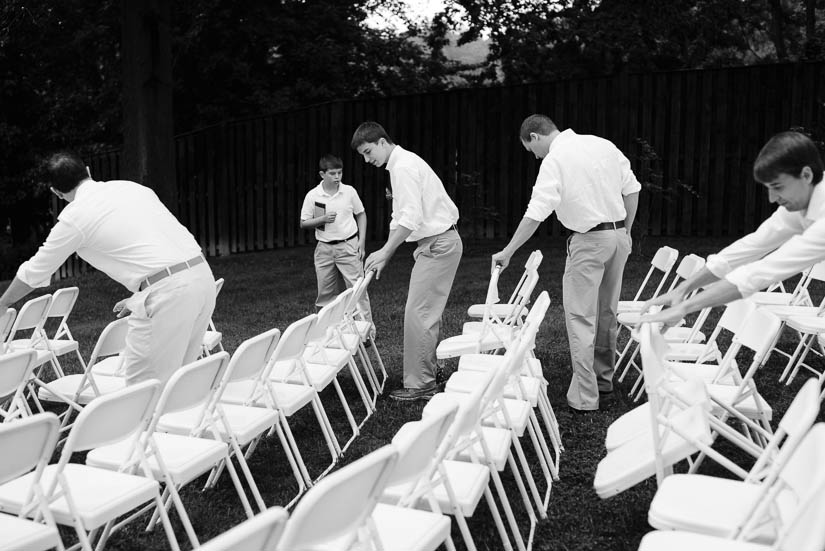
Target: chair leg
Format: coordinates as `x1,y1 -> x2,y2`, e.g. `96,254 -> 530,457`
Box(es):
779,333 -> 811,382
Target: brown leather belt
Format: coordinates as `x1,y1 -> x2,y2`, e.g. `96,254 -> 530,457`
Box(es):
139,255 -> 205,291
320,232 -> 358,245
586,220 -> 625,232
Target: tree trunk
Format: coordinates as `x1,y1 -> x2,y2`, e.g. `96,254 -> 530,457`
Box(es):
121,0 -> 177,213
767,0 -> 788,60
805,0 -> 818,58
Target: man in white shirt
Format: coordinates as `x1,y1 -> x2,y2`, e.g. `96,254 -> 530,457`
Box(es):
0,151 -> 216,386
643,131 -> 825,324
352,122 -> 463,401
492,114 -> 641,411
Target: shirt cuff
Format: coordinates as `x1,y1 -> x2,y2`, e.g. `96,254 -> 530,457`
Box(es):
523,205 -> 549,223
16,262 -> 52,288
705,254 -> 732,279
724,266 -> 761,298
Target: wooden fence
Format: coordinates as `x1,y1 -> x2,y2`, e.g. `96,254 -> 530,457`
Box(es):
62,61 -> 825,277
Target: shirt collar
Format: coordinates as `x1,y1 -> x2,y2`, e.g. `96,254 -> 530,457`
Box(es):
547,129 -> 575,155
385,145 -> 404,171
804,182 -> 825,221
317,182 -> 342,197
72,179 -> 98,200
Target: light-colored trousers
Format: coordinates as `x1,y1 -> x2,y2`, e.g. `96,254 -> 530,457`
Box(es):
123,262 -> 217,386
563,229 -> 631,410
314,239 -> 373,327
404,229 -> 463,389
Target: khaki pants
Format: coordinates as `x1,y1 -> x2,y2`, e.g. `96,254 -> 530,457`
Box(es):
314,239 -> 373,327
563,229 -> 631,410
403,229 -> 463,389
123,262 -> 217,386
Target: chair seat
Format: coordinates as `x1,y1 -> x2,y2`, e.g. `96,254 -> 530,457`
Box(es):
638,529 -> 769,551
594,406 -> 712,499
382,460 -> 490,517
269,358 -> 341,390
423,392 -> 532,436
648,474 -> 776,543
0,464 -> 159,529
221,379 -> 317,416
436,328 -> 515,360
343,319 -> 375,341
301,347 -> 351,370
202,330 -> 222,351
665,342 -> 719,363
86,433 -> 229,487
467,302 -> 529,320
759,304 -> 821,320
158,403 -> 278,446
786,315 -> 825,333
663,327 -> 706,344
90,356 -> 124,376
445,369 -> 543,407
37,374 -> 126,405
454,426 -> 512,471
750,292 -> 795,306
323,334 -> 362,354
6,344 -> 53,367
457,354 -> 543,378
0,511 -> 62,551
617,300 -> 645,314
370,503 -> 451,551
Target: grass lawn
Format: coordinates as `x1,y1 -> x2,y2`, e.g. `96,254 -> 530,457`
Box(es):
14,234 -> 825,551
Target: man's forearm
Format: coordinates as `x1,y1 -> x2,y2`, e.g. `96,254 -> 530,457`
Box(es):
677,279 -> 743,316
623,192 -> 639,232
0,277 -> 35,309
677,267 -> 722,296
382,225 -> 413,256
503,217 -> 542,257
356,212 -> 367,249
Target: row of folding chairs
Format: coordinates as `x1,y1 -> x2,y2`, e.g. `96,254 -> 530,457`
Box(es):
594,322 -> 825,550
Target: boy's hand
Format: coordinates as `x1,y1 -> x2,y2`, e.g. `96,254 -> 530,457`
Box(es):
324,212 -> 337,223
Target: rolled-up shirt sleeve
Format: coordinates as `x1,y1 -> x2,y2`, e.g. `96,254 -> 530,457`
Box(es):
706,208 -> 801,278
524,158 -> 562,222
16,220 -> 83,288
618,150 -> 642,195
725,216 -> 825,297
390,167 -> 423,232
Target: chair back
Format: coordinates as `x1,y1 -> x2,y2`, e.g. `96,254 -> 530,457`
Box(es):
673,254 -> 705,281
47,286 -> 79,320
62,379 -> 161,453
88,317 -> 131,366
199,506 -> 288,551
6,294 -> 52,344
223,328 -> 281,383
346,270 -> 374,318
308,289 -> 351,343
150,352 -> 231,432
445,369 -> 497,443
389,405 -> 458,487
770,423 -> 825,551
277,445 -> 399,549
0,349 -> 37,404
0,307 -> 16,350
266,315 -> 316,374
215,278 -> 225,297
716,299 -> 757,334
733,307 -> 782,364
0,412 -> 59,484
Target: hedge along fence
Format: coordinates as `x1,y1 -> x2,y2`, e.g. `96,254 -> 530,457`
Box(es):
57,61 -> 825,279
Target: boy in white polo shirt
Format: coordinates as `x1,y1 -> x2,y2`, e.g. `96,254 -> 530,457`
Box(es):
300,154 -> 372,325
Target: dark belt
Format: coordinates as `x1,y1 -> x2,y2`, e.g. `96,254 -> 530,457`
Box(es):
139,255 -> 205,291
320,232 -> 358,245
418,224 -> 458,245
586,220 -> 625,232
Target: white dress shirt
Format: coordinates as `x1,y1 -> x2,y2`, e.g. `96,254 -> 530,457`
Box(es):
707,182 -> 825,297
17,179 -> 203,292
385,145 -> 459,242
523,129 -> 641,232
300,182 -> 364,242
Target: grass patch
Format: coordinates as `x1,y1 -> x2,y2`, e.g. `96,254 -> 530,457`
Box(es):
16,235 -> 825,550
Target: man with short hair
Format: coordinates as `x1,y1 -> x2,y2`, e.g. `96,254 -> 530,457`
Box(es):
492,114 -> 640,411
352,121 -> 463,401
0,151 -> 216,386
643,131 -> 825,323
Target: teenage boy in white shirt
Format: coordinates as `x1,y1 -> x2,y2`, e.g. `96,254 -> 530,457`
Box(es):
643,131 -> 825,324
352,122 -> 462,401
300,154 -> 372,326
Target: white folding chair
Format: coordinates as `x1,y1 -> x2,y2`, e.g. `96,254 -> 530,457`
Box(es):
0,412 -> 63,551
646,378 -> 821,540
342,270 -> 387,398
0,350 -> 39,422
276,445 -> 400,551
157,329 -> 293,508
37,318 -> 130,434
0,380 -> 185,551
637,422 -> 825,551
199,506 -> 287,551
39,287 -> 86,376
594,323 -> 714,499
86,352 -> 259,548
617,245 -> 679,314
201,278 -> 225,357
466,250 -> 543,322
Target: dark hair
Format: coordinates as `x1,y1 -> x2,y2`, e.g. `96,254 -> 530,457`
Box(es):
519,114 -> 558,142
350,122 -> 394,150
319,154 -> 343,172
754,131 -> 824,185
43,151 -> 88,193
